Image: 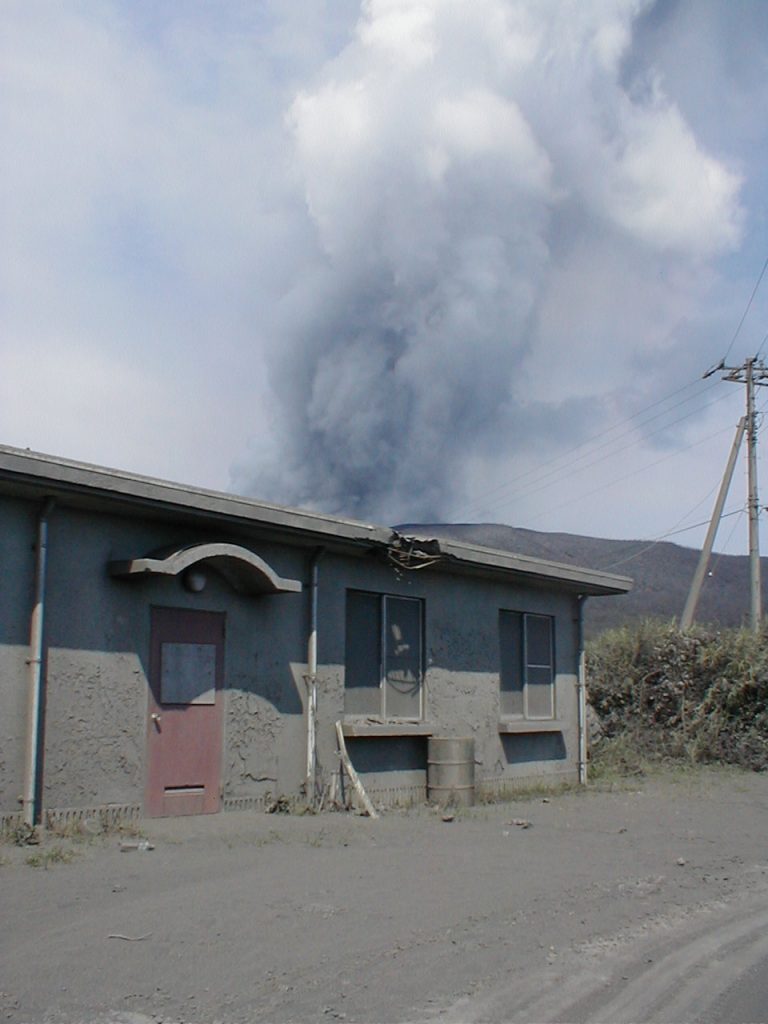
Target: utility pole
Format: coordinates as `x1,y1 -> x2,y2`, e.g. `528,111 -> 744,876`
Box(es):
681,417 -> 746,631
708,357 -> 768,633
746,359 -> 762,631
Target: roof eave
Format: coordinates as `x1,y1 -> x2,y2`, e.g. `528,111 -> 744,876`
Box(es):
0,445 -> 391,550
432,538 -> 633,596
0,445 -> 634,594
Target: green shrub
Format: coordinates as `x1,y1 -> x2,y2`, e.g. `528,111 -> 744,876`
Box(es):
587,620 -> 768,771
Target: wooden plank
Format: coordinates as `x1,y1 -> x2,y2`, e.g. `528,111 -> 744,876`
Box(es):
335,721 -> 380,819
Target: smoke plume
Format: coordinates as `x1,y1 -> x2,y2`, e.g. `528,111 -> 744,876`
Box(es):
238,0 -> 742,525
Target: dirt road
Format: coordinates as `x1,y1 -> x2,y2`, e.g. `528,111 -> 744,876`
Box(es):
2,768 -> 768,1023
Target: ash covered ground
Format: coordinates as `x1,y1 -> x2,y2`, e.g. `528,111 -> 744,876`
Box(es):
3,769 -> 768,1023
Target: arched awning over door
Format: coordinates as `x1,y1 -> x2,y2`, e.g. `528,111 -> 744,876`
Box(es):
108,542 -> 303,595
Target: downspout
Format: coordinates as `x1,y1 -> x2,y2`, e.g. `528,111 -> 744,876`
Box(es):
576,594 -> 588,787
23,498 -> 55,826
305,547 -> 324,807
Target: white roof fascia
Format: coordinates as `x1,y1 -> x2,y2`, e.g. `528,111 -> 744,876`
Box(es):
433,537 -> 632,595
0,444 -> 633,595
0,444 -> 390,547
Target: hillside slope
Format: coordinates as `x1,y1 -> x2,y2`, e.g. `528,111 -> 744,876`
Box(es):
397,523 -> 768,636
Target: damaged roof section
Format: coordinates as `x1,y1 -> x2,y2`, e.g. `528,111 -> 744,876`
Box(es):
389,530 -> 632,597
0,444 -> 632,596
387,532 -> 444,571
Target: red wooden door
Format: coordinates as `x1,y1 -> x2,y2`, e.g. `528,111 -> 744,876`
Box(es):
145,607 -> 225,817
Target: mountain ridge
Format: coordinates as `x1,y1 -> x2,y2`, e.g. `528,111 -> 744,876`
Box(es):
397,522 -> 767,637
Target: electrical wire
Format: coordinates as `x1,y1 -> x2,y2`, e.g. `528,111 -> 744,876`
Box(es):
708,509 -> 747,577
473,385 -> 738,520
721,253 -> 768,364
458,374 -> 719,522
453,254 -> 768,530
601,507 -> 744,571
599,477 -> 724,568
599,402 -> 755,571
653,507 -> 744,541
510,385 -> 736,508
453,255 -> 767,533
524,420 -> 737,530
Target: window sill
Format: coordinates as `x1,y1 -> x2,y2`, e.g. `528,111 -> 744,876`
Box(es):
498,719 -> 564,734
341,720 -> 434,738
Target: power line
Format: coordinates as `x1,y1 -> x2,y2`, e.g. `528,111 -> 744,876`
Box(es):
458,374 -> 719,521
474,386 -> 738,520
720,253 -> 768,365
601,507 -> 745,572
721,359 -> 768,630
525,420 -> 737,530
712,509 -> 749,573
511,386 -> 735,508
599,478 -> 727,569
653,507 -> 744,540
709,509 -> 747,576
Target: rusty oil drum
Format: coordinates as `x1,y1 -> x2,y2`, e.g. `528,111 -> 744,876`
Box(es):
427,736 -> 475,807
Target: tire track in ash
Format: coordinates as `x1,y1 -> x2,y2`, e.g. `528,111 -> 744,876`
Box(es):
438,877 -> 768,1023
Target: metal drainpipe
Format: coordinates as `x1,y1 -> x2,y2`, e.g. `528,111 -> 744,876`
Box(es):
305,547 -> 324,806
576,594 -> 588,786
23,498 -> 55,826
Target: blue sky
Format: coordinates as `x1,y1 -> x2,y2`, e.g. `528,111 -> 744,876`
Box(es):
3,0 -> 768,557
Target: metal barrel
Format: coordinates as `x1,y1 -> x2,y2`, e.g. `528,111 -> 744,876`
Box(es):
427,737 -> 475,807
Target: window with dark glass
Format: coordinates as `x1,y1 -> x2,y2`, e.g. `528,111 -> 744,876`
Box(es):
344,591 -> 424,719
499,611 -> 555,719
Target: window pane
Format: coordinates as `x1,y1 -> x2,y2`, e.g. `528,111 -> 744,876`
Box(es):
499,611 -> 523,716
526,668 -> 554,718
524,615 -> 554,719
384,597 -> 422,718
344,591 -> 381,715
525,615 -> 552,667
527,665 -> 553,687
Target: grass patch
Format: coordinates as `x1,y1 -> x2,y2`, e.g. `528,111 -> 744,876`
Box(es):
477,779 -> 584,804
588,620 -> 768,772
0,820 -> 39,847
25,845 -> 78,869
250,829 -> 285,847
45,813 -> 146,842
305,827 -> 329,847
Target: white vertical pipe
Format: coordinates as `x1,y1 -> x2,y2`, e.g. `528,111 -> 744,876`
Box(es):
305,548 -> 324,805
576,595 -> 588,786
23,498 -> 55,826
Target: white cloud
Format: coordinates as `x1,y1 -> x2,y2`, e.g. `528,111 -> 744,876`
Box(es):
243,0 -> 747,525
605,94 -> 743,255
2,0 -> 766,550
431,90 -> 553,192
357,0 -> 437,66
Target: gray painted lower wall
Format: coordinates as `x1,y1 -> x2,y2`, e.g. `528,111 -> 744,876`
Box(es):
0,646 -> 30,814
311,554 -> 579,801
1,495 -> 583,821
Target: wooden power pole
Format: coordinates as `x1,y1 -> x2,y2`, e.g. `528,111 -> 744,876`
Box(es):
690,357 -> 768,633
681,416 -> 746,631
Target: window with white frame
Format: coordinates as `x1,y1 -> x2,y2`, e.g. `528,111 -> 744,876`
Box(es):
344,591 -> 424,719
499,611 -> 555,719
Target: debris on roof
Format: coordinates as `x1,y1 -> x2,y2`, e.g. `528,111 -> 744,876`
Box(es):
387,531 -> 444,571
